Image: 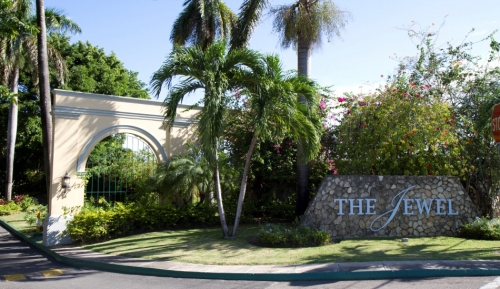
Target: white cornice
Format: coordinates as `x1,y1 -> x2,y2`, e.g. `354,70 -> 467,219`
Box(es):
52,89 -> 197,110
53,106 -> 164,121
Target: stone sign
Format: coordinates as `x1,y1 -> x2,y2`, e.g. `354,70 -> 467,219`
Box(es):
302,175 -> 479,239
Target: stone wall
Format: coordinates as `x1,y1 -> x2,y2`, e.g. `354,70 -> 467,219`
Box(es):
302,175 -> 479,239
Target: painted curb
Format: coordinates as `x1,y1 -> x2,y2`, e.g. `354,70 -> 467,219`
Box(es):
1,218 -> 500,281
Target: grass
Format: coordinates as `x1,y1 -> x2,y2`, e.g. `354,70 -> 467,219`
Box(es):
3,214 -> 500,265
0,212 -> 35,234
82,224 -> 500,265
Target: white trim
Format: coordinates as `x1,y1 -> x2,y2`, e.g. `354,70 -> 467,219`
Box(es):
53,106 -> 164,121
52,89 -> 195,110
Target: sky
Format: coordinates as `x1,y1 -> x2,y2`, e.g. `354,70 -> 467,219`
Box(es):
44,0 -> 500,104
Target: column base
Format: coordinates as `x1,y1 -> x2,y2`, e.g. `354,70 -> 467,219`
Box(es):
43,215 -> 73,247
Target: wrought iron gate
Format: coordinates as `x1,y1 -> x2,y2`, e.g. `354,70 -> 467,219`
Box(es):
85,133 -> 157,202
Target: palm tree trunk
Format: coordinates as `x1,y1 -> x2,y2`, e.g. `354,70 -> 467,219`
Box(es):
36,0 -> 53,198
296,28 -> 312,216
232,133 -> 258,237
5,67 -> 19,201
213,142 -> 230,237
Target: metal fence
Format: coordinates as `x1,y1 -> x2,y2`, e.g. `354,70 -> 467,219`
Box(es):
85,133 -> 157,202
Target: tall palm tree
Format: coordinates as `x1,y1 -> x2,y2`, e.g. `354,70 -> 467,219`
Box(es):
231,54 -> 321,236
170,0 -> 237,50
272,0 -> 349,216
150,40 -> 262,237
1,0 -> 80,200
232,0 -> 349,215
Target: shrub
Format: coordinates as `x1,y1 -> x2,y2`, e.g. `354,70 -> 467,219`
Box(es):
19,195 -> 38,211
458,217 -> 500,240
64,198 -> 219,244
24,204 -> 48,226
0,201 -> 22,215
257,223 -> 331,247
12,194 -> 25,204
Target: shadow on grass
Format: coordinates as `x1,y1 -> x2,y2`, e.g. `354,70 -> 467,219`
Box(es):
82,225 -> 262,261
82,227 -> 500,265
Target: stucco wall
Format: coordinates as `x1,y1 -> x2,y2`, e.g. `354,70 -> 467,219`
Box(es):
302,175 -> 479,239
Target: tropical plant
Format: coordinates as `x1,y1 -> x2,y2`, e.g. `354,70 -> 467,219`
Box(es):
231,54 -> 321,236
270,0 -> 349,215
229,0 -> 269,50
150,142 -> 213,205
229,0 -> 349,215
150,40 -> 262,237
0,0 -> 80,200
170,0 -> 237,50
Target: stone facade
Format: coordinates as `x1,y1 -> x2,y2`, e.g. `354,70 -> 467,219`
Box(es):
302,175 -> 479,239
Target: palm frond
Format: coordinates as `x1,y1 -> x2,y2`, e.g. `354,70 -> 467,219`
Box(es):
230,0 -> 269,50
43,8 -> 82,34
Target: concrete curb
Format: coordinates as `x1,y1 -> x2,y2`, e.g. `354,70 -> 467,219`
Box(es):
1,218 -> 500,281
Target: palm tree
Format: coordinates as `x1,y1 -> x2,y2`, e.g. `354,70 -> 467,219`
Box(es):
150,40 -> 262,237
232,0 -> 349,215
272,0 -> 349,216
231,54 -> 321,236
170,0 -> 237,50
1,0 -> 80,200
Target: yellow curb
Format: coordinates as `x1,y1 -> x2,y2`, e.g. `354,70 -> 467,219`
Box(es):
3,274 -> 27,281
42,269 -> 64,277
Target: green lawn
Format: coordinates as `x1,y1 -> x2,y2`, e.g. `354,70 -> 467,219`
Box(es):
82,225 -> 500,265
2,213 -> 500,265
0,212 -> 34,234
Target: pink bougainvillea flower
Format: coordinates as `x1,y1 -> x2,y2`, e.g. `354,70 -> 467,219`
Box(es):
347,110 -> 351,115
277,150 -> 280,154
338,97 -> 345,103
319,101 -> 326,109
333,169 -> 338,175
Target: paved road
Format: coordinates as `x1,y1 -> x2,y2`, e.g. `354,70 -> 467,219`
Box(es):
1,226 -> 500,288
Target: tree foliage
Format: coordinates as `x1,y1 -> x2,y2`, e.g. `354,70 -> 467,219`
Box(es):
270,0 -> 350,50
50,36 -> 149,98
321,25 -> 500,216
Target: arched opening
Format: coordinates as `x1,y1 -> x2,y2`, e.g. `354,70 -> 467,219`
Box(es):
84,133 -> 158,202
76,124 -> 167,173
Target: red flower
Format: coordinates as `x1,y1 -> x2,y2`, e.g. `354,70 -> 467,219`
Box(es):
426,164 -> 432,169
411,82 -> 416,87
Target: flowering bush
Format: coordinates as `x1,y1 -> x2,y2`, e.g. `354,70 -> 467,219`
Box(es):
257,223 -> 330,247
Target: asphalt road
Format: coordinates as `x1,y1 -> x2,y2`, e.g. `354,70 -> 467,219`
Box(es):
1,226 -> 499,289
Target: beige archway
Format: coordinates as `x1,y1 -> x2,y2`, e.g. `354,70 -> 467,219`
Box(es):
44,89 -> 199,246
